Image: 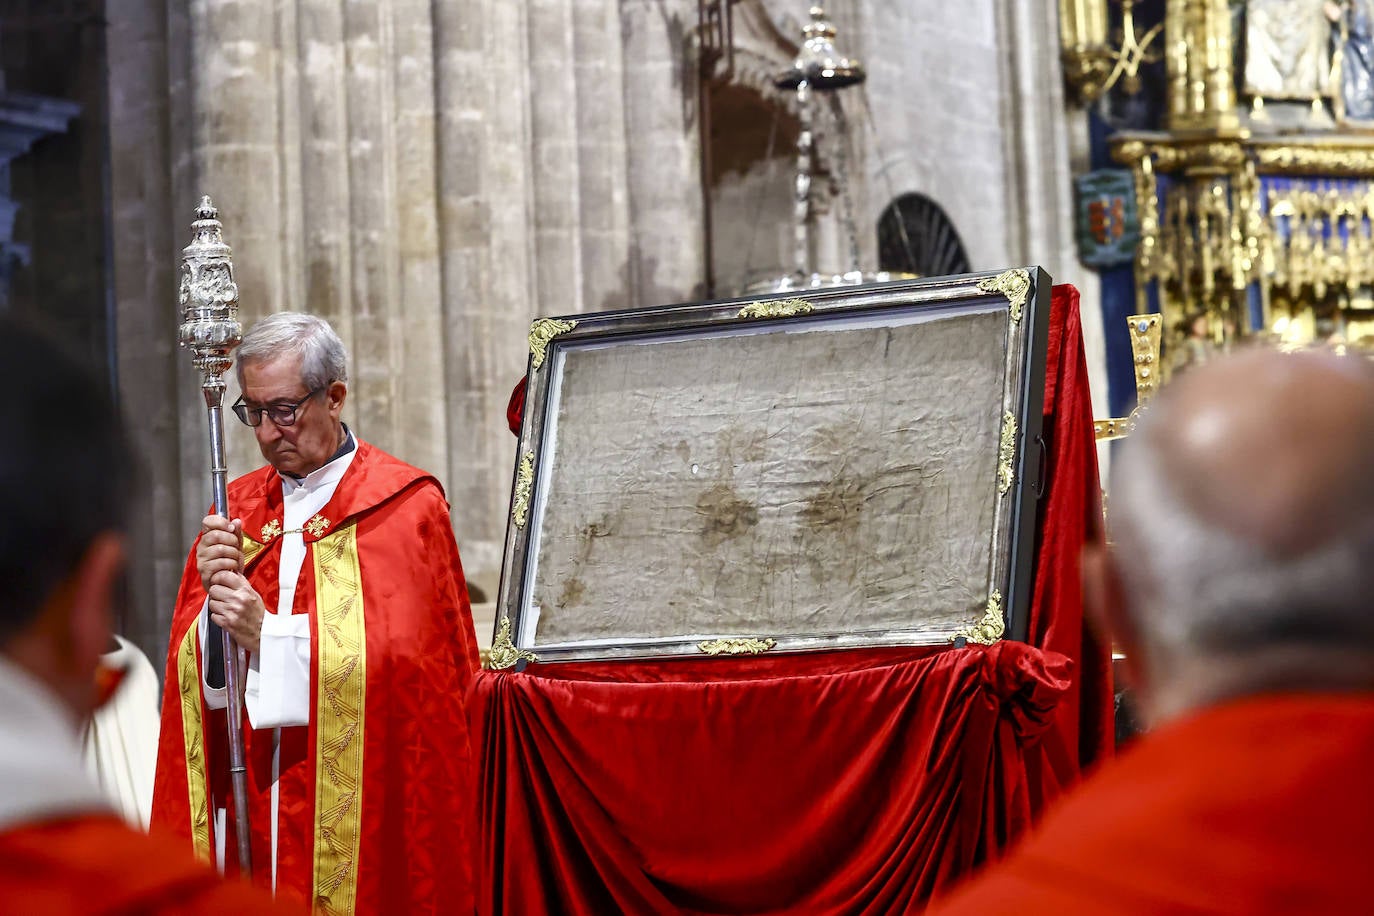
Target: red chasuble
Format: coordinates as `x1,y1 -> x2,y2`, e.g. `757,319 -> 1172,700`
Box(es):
151,442 -> 480,914
0,815 -> 295,914
927,695 -> 1374,915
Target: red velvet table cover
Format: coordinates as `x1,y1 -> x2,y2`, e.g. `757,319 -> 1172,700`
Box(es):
471,285 -> 1110,914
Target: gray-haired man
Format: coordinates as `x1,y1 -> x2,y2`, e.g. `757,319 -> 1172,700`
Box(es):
152,312 -> 479,914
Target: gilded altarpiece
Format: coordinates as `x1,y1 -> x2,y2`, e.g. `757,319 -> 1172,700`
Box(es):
1090,1 -> 1374,372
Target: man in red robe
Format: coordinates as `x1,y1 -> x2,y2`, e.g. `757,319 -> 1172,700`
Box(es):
929,347 -> 1374,914
151,312 -> 480,913
0,319 -> 287,913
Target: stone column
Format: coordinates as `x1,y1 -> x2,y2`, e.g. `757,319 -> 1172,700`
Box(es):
620,0 -> 706,304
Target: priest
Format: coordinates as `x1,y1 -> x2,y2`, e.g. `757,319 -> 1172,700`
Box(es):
0,318 -> 286,913
928,347 -> 1374,914
151,312 -> 480,913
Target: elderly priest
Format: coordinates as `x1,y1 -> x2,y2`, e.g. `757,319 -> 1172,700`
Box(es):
929,347 -> 1374,914
152,312 -> 480,913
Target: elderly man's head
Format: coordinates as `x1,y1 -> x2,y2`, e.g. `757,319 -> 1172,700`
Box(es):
1093,347 -> 1374,726
0,319 -> 134,718
233,313 -> 349,478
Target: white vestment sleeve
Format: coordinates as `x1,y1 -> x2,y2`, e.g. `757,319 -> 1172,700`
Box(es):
244,612 -> 312,729
198,601 -> 227,711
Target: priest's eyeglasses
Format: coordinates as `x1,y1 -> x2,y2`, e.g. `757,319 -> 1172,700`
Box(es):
231,386 -> 325,428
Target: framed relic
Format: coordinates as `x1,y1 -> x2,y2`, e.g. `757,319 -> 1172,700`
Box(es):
489,268 -> 1052,666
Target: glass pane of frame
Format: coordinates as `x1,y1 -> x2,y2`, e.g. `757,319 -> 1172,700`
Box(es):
494,269 -> 1051,664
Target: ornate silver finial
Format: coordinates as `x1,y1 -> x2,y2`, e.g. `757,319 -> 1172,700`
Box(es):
774,5 -> 866,91
177,196 -> 241,390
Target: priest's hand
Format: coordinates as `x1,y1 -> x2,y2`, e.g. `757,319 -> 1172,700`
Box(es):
208,571 -> 265,655
196,515 -> 244,594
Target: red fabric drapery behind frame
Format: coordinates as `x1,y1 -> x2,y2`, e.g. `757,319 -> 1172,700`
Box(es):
473,284 -> 1110,914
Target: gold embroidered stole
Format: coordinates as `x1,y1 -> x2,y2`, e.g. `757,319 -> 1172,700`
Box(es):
175,536 -> 266,861
175,625 -> 211,861
311,522 -> 367,915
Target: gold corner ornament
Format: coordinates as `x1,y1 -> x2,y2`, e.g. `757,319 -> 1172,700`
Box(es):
1094,312 -> 1163,442
512,451 -> 535,529
976,269 -> 1031,325
261,519 -> 282,542
953,591 -> 1006,646
697,637 -> 778,655
487,616 -> 538,670
736,298 -> 813,320
997,411 -> 1017,496
1127,313 -> 1161,407
528,318 -> 576,370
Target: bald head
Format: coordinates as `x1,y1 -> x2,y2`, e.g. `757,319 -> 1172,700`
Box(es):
1155,348 -> 1374,557
1106,346 -> 1374,719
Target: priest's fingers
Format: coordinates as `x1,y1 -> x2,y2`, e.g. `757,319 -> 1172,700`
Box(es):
196,537 -> 242,592
198,557 -> 239,586
208,568 -> 247,589
200,514 -> 236,535
207,583 -> 264,654
198,528 -> 241,551
198,542 -> 243,565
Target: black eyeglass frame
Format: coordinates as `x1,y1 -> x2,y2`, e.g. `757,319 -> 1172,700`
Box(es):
231,384 -> 327,428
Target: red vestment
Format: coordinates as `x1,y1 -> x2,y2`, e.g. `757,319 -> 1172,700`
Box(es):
0,815 -> 295,914
151,442 -> 480,914
927,695 -> 1374,914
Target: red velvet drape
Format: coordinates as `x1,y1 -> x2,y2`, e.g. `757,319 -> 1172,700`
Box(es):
472,284 -> 1109,914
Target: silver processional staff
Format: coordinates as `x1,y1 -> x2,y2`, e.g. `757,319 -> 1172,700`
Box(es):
177,196 -> 253,877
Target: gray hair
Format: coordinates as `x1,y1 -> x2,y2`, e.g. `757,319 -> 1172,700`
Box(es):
1110,411 -> 1374,659
235,312 -> 348,391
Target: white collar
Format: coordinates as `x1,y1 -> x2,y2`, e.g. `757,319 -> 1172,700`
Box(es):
0,656 -> 111,830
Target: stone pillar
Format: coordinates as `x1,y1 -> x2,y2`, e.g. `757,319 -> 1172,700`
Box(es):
996,0 -> 1111,464
431,0 -> 540,597
620,0 -> 706,303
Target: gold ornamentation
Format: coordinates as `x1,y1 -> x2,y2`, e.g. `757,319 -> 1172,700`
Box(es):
736,298 -> 813,319
311,523 -> 366,914
305,514 -> 330,538
997,411 -> 1017,495
1253,145 -> 1374,177
1093,417 -> 1136,441
261,519 -> 282,542
512,452 -> 535,529
953,591 -> 1006,646
1145,140 -> 1247,174
487,616 -> 538,669
528,318 -> 576,370
1059,0 -> 1162,103
1094,313 -> 1164,441
1128,313 -> 1162,406
241,537 -> 265,568
1163,0 -> 1238,132
697,637 -> 778,655
976,269 -> 1031,325
176,625 -> 211,862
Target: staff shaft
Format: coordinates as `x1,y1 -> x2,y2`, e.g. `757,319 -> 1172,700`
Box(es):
205,393 -> 253,877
